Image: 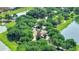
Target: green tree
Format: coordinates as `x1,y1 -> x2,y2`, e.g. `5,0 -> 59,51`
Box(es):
19,29 -> 33,42
7,27 -> 21,41
74,8 -> 79,15
65,39 -> 76,50
75,16 -> 79,24
26,8 -> 47,19
4,14 -> 12,20
16,15 -> 36,28
17,39 -> 56,51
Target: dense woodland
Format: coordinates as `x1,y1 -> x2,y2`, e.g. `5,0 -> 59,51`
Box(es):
1,7 -> 79,51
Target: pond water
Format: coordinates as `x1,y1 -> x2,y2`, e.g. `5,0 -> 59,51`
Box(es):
0,41 -> 10,51
17,11 -> 28,17
61,21 -> 79,43
0,26 -> 7,33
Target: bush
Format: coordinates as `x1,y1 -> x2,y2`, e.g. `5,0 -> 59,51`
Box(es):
75,16 -> 79,24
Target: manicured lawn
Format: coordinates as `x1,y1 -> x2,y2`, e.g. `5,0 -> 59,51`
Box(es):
76,45 -> 79,51
6,21 -> 16,28
57,18 -> 73,31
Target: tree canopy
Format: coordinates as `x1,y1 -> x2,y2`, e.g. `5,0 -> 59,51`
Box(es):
7,7 -> 77,51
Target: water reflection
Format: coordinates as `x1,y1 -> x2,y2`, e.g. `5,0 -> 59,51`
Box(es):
61,21 -> 79,43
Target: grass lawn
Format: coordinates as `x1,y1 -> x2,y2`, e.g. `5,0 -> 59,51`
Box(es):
57,18 -> 73,31
76,45 -> 79,51
6,21 -> 16,28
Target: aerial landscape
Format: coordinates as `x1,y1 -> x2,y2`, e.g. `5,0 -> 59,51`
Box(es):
0,7 -> 79,51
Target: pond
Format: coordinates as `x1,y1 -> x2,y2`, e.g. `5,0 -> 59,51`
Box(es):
61,21 -> 79,44
17,11 -> 28,17
0,26 -> 7,33
0,41 -> 10,51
